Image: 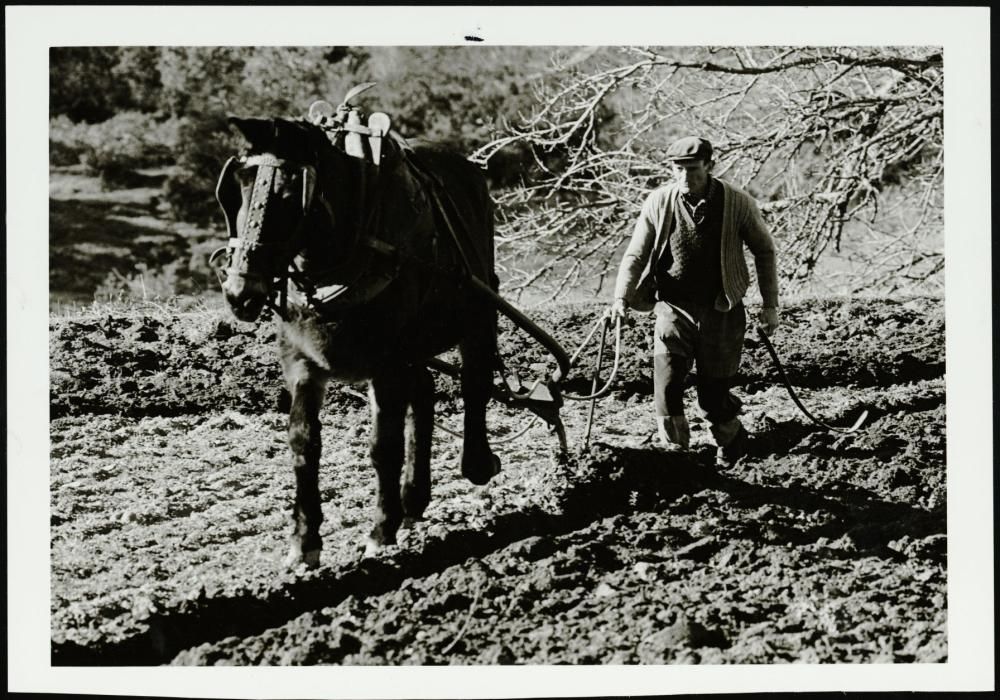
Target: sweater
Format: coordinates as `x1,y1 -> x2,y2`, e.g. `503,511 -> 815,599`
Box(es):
656,182 -> 724,308
614,178 -> 779,313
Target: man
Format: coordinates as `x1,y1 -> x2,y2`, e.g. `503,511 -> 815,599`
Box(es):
609,136 -> 779,465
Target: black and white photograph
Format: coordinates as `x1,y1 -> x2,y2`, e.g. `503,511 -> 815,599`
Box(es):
6,5 -> 993,697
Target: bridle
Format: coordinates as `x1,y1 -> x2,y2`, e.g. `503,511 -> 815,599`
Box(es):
213,116 -> 407,321
213,152 -> 317,274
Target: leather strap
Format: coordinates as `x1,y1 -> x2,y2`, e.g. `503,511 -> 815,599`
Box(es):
758,327 -> 868,434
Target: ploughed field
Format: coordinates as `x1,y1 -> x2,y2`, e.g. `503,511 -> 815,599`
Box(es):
49,296 -> 946,665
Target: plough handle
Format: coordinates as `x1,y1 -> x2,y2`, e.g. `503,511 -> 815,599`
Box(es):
582,316 -> 609,450
467,276 -> 572,384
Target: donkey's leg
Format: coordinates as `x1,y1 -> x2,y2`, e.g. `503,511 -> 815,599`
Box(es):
365,371 -> 408,554
401,365 -> 434,521
459,316 -> 501,485
282,355 -> 328,569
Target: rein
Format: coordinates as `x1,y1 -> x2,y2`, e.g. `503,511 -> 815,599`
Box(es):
756,327 -> 869,433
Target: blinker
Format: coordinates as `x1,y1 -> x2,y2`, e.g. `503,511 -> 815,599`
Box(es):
215,156 -> 243,239
215,152 -> 320,285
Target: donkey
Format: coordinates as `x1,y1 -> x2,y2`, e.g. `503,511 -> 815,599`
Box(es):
215,111 -> 501,568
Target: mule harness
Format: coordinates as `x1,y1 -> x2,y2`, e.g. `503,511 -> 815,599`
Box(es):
215,105 -> 865,451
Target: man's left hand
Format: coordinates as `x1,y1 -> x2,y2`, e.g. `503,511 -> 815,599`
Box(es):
757,307 -> 780,336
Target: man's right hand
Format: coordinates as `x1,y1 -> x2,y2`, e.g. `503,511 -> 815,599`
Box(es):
608,298 -> 630,324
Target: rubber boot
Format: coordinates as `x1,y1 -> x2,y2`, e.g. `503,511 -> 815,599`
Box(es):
656,415 -> 690,450
711,417 -> 748,466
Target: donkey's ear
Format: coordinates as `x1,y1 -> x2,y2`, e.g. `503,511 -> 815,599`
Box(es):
227,116 -> 274,149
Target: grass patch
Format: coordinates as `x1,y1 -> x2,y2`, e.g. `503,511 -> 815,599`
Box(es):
49,291 -> 227,322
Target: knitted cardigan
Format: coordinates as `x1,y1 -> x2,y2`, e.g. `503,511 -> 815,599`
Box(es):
613,178 -> 779,313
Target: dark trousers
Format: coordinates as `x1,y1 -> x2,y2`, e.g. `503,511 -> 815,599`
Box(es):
653,301 -> 745,425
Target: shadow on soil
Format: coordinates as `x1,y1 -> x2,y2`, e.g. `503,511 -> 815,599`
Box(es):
51,416 -> 944,666
49,197 -> 190,298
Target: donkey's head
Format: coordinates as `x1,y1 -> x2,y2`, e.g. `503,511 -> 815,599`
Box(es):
216,117 -> 320,321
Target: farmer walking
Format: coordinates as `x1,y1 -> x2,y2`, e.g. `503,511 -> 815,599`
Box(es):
609,136 -> 780,465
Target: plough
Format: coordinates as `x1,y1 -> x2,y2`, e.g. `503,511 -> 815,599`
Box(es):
232,89 -> 869,454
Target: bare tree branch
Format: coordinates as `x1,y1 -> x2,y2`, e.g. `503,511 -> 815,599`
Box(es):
476,46 -> 943,299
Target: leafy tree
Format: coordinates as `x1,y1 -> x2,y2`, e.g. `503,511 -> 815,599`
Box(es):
156,47 -> 248,117
354,46 -> 563,185
50,47 -> 131,121
111,47 -> 164,113
236,46 -> 367,116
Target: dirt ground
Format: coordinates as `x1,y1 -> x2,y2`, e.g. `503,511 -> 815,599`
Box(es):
49,295 -> 946,665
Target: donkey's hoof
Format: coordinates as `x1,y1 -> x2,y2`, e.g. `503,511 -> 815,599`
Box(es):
462,452 -> 502,486
401,492 -> 430,521
283,546 -> 321,570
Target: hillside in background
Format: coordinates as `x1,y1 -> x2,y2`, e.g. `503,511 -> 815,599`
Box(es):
49,45 -> 943,305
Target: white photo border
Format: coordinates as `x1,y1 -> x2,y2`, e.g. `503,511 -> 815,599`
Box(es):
7,5 -> 993,696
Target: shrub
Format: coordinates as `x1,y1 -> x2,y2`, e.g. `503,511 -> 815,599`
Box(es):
162,111 -> 241,226
49,114 -> 90,166
49,112 -> 182,183
162,171 -> 223,227
50,47 -> 129,122
49,138 -> 82,168
93,256 -> 216,303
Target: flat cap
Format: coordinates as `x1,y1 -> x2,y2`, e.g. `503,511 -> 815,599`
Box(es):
666,136 -> 713,163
